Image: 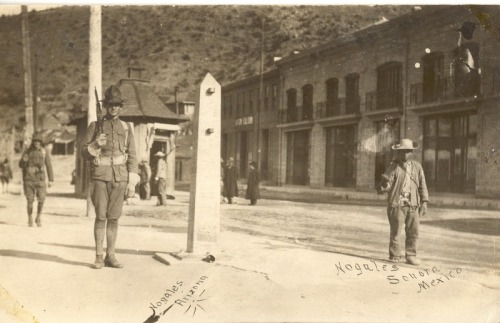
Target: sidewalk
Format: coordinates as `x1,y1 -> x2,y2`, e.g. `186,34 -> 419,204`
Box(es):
0,185 -> 499,322
258,184 -> 500,210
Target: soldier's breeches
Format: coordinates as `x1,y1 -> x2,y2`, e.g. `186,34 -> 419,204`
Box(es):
91,180 -> 127,220
23,181 -> 46,203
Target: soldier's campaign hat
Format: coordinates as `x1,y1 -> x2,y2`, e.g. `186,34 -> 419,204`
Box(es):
102,85 -> 125,106
32,132 -> 44,143
392,138 -> 419,150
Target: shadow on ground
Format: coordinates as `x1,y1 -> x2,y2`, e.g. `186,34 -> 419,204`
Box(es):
423,218 -> 500,236
0,249 -> 92,268
121,224 -> 187,233
39,242 -> 178,256
47,192 -> 84,199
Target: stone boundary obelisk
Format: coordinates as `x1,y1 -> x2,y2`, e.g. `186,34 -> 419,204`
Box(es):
187,73 -> 221,253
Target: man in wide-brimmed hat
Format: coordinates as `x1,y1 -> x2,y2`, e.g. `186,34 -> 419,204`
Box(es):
154,151 -> 167,206
19,132 -> 54,227
82,84 -> 139,269
379,138 -> 429,266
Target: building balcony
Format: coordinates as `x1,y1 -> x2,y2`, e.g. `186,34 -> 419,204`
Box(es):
365,89 -> 403,112
278,105 -> 314,124
315,96 -> 360,119
409,76 -> 481,106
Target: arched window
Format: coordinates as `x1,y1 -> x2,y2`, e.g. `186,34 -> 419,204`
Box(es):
286,88 -> 297,122
345,73 -> 360,114
302,84 -> 313,120
422,52 -> 444,103
325,78 -> 339,116
376,61 -> 402,109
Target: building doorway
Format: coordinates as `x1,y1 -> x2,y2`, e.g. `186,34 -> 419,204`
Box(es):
325,125 -> 357,187
423,113 -> 477,193
286,130 -> 310,185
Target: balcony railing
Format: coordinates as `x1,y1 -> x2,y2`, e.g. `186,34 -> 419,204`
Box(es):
278,105 -> 313,123
409,76 -> 481,106
365,89 -> 402,112
315,96 -> 360,119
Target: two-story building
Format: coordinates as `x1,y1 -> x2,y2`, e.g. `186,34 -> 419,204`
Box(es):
222,5 -> 500,198
221,69 -> 281,183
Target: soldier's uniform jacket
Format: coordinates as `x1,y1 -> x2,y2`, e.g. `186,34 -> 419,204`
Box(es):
19,147 -> 54,183
82,118 -> 138,182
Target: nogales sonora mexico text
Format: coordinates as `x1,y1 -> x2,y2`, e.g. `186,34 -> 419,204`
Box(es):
335,261 -> 468,293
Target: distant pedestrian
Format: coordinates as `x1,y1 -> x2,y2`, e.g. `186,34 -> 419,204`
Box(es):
220,158 -> 226,203
139,158 -> 151,200
82,84 -> 139,269
223,157 -> 238,204
0,158 -> 13,193
154,151 -> 167,206
19,133 -> 54,227
379,138 -> 429,266
245,161 -> 260,205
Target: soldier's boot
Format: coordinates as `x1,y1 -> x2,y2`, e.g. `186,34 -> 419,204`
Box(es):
93,254 -> 104,269
35,201 -> 44,227
93,219 -> 106,269
104,219 -> 123,268
27,203 -> 34,227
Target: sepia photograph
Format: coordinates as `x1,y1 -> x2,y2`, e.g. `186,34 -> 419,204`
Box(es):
0,3 -> 499,322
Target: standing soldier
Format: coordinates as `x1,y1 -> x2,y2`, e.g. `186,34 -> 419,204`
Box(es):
82,85 -> 139,269
19,133 -> 54,227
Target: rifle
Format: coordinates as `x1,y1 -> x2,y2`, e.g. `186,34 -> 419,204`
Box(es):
88,87 -> 104,157
94,87 -> 103,134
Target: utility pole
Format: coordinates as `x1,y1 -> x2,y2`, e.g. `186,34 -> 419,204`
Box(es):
33,52 -> 38,132
86,5 -> 102,217
21,5 -> 34,146
175,86 -> 180,115
256,16 -> 264,166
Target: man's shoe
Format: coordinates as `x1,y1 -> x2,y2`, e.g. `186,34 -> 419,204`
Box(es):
406,256 -> 421,266
389,257 -> 400,263
35,216 -> 42,227
28,216 -> 33,227
93,255 -> 104,269
104,254 -> 124,268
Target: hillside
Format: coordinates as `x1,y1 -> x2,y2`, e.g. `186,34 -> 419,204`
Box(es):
0,5 -> 414,130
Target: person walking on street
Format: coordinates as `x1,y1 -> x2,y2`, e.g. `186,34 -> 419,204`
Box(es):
19,133 -> 54,227
139,158 -> 151,200
82,84 -> 139,269
0,158 -> 13,194
245,161 -> 260,205
223,157 -> 238,204
379,138 -> 429,266
154,151 -> 167,206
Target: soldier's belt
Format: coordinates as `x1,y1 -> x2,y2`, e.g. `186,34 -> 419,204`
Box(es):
97,154 -> 127,165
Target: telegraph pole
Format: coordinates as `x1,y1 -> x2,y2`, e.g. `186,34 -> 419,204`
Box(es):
256,16 -> 264,166
21,5 -> 34,146
86,5 -> 102,217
